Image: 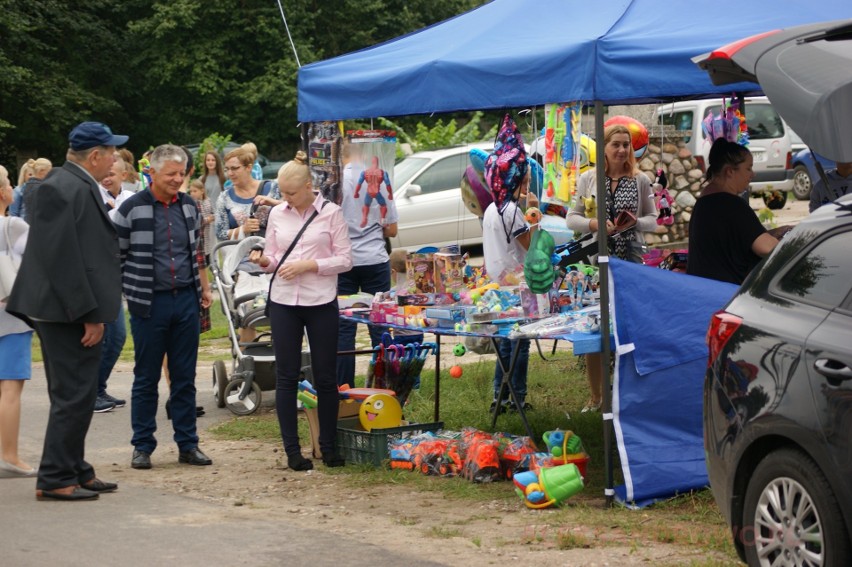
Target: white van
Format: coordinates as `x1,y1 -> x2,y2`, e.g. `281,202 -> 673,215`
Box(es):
654,96 -> 794,207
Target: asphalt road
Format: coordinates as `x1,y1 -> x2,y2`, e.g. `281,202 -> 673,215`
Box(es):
0,367 -> 446,567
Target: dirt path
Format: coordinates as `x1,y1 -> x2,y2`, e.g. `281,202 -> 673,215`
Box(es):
122,417 -> 732,567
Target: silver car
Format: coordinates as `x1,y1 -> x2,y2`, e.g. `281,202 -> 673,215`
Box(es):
389,143 -> 491,250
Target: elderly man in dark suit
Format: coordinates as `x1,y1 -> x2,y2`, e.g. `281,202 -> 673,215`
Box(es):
7,122 -> 127,501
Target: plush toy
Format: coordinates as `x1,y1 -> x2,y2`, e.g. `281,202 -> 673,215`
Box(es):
583,194 -> 596,219
652,169 -> 674,226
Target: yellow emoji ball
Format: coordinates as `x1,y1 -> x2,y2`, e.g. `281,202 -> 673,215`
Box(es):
359,393 -> 402,432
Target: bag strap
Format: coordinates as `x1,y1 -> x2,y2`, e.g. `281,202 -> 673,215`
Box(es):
265,200 -> 329,298
2,218 -> 11,256
249,180 -> 269,217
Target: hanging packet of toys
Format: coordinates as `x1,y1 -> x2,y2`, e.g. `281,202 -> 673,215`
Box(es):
345,129 -> 397,229
308,121 -> 344,204
701,96 -> 749,146
541,102 -> 586,213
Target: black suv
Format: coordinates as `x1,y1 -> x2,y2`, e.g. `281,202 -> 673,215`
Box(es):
704,196 -> 852,565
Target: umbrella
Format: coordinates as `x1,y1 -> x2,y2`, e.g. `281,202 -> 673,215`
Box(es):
693,19 -> 852,162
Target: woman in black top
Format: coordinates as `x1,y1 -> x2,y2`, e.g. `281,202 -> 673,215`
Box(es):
687,139 -> 779,285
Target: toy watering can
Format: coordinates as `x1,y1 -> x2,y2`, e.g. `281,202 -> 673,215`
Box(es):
513,464 -> 584,509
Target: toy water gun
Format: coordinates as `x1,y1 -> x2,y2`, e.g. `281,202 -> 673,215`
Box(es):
298,379 -> 317,409
557,104 -> 582,202
469,282 -> 499,303
543,105 -> 565,198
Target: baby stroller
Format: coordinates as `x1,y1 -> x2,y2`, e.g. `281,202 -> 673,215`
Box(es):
210,237 -> 313,415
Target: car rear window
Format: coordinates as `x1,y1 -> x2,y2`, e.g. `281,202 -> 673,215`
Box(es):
778,231 -> 852,308
412,153 -> 469,195
705,104 -> 785,140
393,157 -> 430,187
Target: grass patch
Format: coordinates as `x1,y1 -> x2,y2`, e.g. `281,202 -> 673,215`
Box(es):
427,526 -> 462,539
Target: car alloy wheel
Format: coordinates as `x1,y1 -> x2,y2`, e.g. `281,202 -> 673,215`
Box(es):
791,165 -> 812,200
743,449 -> 850,566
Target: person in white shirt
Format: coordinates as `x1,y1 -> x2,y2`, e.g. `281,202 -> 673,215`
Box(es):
100,156 -> 135,222
482,114 -> 537,413
94,156 -> 133,412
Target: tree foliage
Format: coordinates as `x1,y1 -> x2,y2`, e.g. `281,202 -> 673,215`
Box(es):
0,0 -> 487,173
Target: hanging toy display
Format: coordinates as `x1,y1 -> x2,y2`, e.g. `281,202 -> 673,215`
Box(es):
701,96 -> 749,146
542,102 -> 584,207
523,228 -> 556,294
308,121 -> 345,204
346,130 -> 397,228
652,169 -> 674,226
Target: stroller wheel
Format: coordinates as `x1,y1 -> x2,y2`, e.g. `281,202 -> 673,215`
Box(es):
213,360 -> 228,409
224,377 -> 262,416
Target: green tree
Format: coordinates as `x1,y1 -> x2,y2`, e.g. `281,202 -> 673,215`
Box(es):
0,0 -> 132,167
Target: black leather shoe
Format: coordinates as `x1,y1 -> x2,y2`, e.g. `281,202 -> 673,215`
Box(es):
81,478 -> 118,493
131,450 -> 152,470
36,486 -> 99,501
178,448 -> 212,466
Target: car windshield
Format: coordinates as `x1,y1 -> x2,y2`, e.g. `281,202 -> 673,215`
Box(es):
394,157 -> 430,187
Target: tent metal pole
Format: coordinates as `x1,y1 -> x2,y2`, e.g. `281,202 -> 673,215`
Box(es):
594,101 -> 615,507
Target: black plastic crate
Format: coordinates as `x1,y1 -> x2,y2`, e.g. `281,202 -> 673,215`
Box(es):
336,417 -> 443,467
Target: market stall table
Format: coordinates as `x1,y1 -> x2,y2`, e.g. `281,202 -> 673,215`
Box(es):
339,310 -> 610,440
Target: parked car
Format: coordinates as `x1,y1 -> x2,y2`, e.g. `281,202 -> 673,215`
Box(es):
788,128 -> 807,154
654,96 -> 794,208
184,142 -> 285,181
389,143 -> 492,250
703,195 -> 852,565
790,148 -> 836,202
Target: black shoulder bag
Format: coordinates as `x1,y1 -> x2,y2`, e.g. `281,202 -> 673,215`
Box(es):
263,200 -> 328,317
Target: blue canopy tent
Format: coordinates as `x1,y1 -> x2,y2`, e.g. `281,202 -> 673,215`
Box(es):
297,0 -> 852,504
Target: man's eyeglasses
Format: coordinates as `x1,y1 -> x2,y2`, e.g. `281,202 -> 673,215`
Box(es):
225,165 -> 244,173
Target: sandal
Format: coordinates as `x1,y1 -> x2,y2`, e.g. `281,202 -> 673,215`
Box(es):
581,400 -> 602,413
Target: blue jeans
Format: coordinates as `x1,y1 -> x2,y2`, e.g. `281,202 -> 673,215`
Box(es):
129,288 -> 200,454
336,262 -> 391,387
493,338 -> 530,405
98,301 -> 127,396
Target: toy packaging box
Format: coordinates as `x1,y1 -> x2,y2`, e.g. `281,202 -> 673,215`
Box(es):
406,253 -> 436,293
433,252 -> 467,293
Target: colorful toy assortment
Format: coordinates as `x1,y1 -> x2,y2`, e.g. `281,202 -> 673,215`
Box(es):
387,427 -> 587,508
702,96 -> 749,146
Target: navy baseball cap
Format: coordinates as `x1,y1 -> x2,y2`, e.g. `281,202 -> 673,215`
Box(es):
68,121 -> 129,150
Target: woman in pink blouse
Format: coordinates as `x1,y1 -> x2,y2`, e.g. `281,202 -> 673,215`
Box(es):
249,151 -> 352,471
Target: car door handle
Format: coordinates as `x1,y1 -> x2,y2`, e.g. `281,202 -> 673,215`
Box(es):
814,359 -> 852,381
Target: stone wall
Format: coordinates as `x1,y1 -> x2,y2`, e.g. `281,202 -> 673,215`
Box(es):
636,136 -> 703,246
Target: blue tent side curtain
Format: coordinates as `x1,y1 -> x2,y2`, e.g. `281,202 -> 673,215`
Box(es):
609,259 -> 737,507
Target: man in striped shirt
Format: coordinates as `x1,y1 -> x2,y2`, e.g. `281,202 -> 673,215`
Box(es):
113,144 -> 213,471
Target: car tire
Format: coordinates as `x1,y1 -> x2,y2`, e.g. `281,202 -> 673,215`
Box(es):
742,448 -> 851,567
791,165 -> 812,201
